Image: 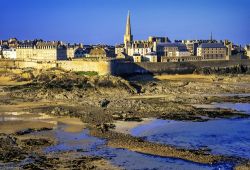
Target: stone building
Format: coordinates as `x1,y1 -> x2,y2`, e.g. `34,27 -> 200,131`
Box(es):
0,38 -> 19,48
67,45 -> 78,60
66,43 -> 85,59
197,43 -> 228,60
7,38 -> 19,48
0,45 -> 8,58
118,11 -> 169,62
245,45 -> 250,58
115,44 -> 125,56
148,36 -> 170,44
88,47 -> 108,58
16,41 -> 68,61
115,45 -> 131,60
184,41 -> 199,56
130,52 -> 158,63
224,40 -> 232,57
74,48 -> 88,58
176,39 -> 220,56
87,47 -> 115,59
158,43 -> 189,57
132,53 -> 142,62
159,43 -> 192,62
116,52 -> 129,60
16,41 -> 35,60
143,52 -> 157,62
127,40 -> 155,57
176,51 -> 191,57
2,48 -> 16,59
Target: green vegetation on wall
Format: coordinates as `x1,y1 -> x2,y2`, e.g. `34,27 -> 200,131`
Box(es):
75,71 -> 98,76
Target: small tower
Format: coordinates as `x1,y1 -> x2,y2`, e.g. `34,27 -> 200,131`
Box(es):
224,40 -> 232,60
124,11 -> 133,49
210,32 -> 213,42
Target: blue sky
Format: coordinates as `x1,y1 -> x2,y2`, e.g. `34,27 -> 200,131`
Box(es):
1,0 -> 249,45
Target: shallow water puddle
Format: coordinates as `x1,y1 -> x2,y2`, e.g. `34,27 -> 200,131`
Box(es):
130,102 -> 250,160
131,118 -> 250,159
212,103 -> 250,113
44,123 -> 234,170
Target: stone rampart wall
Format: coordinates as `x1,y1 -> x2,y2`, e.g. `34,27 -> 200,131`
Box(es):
0,59 -> 249,76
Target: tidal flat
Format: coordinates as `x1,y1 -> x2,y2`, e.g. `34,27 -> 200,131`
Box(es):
0,69 -> 250,169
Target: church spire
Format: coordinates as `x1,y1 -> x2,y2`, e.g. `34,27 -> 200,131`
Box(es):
124,11 -> 133,47
125,11 -> 131,36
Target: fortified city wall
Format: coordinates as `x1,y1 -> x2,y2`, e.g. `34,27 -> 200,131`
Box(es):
0,59 -> 250,75
0,60 -> 111,75
110,60 -> 250,75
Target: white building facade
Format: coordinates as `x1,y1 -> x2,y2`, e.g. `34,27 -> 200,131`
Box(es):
143,52 -> 157,62
176,51 -> 191,57
197,43 -> 227,60
245,45 -> 250,58
2,48 -> 16,59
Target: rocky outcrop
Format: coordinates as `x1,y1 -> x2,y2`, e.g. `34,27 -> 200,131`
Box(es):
7,70 -> 138,101
194,65 -> 249,75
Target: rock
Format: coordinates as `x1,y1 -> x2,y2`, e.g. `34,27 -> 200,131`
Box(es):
112,113 -> 123,120
22,138 -> 52,146
15,128 -> 36,135
194,65 -> 249,75
124,117 -> 142,122
0,147 -> 27,162
99,99 -> 110,108
96,123 -> 116,132
0,134 -> 27,162
51,107 -> 71,116
15,128 -> 52,136
0,134 -> 17,148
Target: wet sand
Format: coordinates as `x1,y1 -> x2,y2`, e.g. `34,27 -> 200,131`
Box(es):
155,74 -> 216,82
56,117 -> 86,133
0,111 -> 85,134
113,118 -> 155,134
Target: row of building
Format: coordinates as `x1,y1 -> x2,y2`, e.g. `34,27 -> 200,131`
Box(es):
0,38 -> 116,61
114,12 -> 249,63
0,12 -> 249,62
0,38 -> 248,63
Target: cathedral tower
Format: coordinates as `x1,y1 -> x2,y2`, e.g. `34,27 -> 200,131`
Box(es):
124,11 -> 133,48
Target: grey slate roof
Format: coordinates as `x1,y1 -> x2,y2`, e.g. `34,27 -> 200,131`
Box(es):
158,43 -> 185,47
115,44 -> 125,48
157,43 -> 188,51
18,41 -> 36,48
198,43 -> 226,48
